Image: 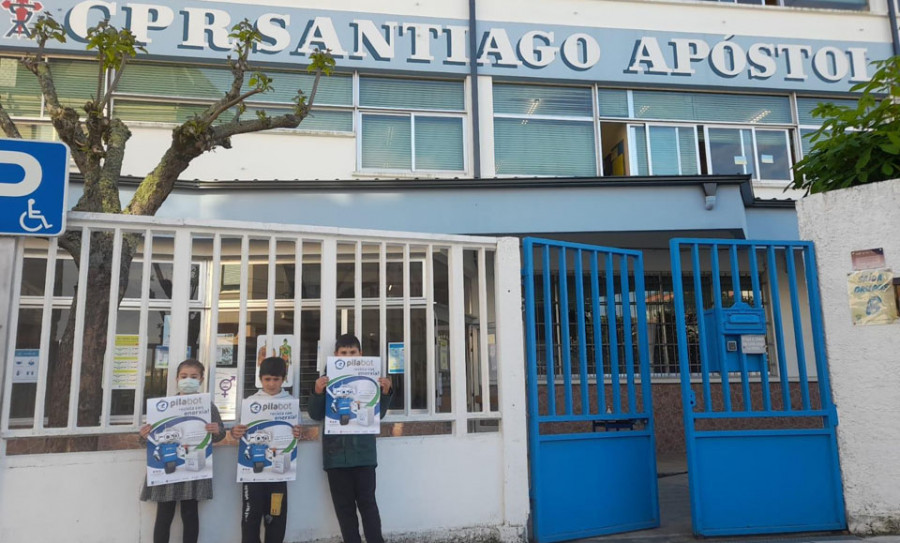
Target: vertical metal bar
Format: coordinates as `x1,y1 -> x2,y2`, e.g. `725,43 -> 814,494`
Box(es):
167,230 -> 192,395
425,245 -> 436,415
633,254 -> 653,416
478,247 -> 490,413
803,244 -> 833,409
731,245 -> 752,411
355,242 -> 363,342
206,234 -> 221,401
767,246 -> 792,411
785,247 -> 812,410
590,251 -> 606,415
68,227 -> 92,429
620,254 -> 637,414
265,237 -> 277,366
710,244 -> 733,412
292,238 -> 303,399
33,238 -> 59,430
403,244 -> 411,414
557,247 -> 574,416
235,236 -> 250,421
574,249 -> 589,415
448,245 -> 467,435
379,242 -> 387,374
319,239 -> 338,374
691,245 -> 712,412
748,245 -> 772,411
522,239 -> 542,540
132,232 -> 153,426
605,252 -> 621,415
541,245 -> 556,416
100,228 -> 124,428
1,239 -> 24,433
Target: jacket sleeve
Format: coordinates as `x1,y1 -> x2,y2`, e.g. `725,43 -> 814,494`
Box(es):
308,391 -> 326,421
380,387 -> 394,416
210,403 -> 227,443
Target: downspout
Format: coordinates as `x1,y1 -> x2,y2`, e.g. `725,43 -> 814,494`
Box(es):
888,0 -> 900,57
469,0 -> 482,178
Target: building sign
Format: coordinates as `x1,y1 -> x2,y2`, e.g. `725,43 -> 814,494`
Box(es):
847,269 -> 898,326
0,0 -> 890,92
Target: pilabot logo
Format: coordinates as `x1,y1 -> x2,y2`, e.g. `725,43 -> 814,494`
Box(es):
155,400 -> 169,411
2,0 -> 44,39
334,359 -> 346,369
249,402 -> 262,414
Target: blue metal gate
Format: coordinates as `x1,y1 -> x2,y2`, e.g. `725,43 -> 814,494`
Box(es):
523,238 -> 659,543
670,239 -> 845,536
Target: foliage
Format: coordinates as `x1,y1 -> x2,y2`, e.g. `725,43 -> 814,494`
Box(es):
791,56 -> 900,194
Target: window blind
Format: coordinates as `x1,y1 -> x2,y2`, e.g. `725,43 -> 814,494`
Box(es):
629,125 -> 650,176
52,59 -> 98,111
0,57 -> 41,116
361,114 -> 412,169
597,88 -> 629,118
360,77 -> 464,111
494,118 -> 596,176
633,91 -> 791,124
796,97 -> 858,126
493,84 -> 592,117
415,116 -> 464,171
649,126 -> 679,175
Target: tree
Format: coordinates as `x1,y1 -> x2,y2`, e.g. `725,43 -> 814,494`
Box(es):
0,15 -> 334,447
791,56 -> 900,195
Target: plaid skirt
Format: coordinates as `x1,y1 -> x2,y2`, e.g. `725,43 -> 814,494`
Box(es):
139,477 -> 214,503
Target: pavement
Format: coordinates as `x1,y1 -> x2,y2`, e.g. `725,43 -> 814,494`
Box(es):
569,454 -> 900,543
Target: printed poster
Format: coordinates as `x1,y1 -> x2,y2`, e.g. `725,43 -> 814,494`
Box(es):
145,393 -> 214,487
848,268 -> 898,325
255,335 -> 295,388
112,334 -> 140,389
236,397 -> 300,482
216,333 -> 235,366
324,356 -> 382,435
13,349 -> 39,383
213,367 -> 238,421
387,342 -> 404,374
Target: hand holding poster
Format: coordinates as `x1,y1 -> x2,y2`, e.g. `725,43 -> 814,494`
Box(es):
236,397 -> 300,482
145,393 -> 213,487
325,356 -> 382,435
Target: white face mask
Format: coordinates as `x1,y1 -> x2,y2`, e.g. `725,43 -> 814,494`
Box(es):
177,377 -> 202,394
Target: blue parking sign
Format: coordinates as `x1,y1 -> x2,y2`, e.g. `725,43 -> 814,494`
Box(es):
0,138 -> 70,237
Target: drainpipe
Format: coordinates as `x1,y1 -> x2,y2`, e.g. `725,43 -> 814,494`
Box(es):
889,0 -> 900,57
469,0 -> 482,178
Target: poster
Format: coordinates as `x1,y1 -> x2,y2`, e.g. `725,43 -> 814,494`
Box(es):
216,333 -> 235,366
13,349 -> 39,383
236,397 -> 300,482
112,334 -> 140,389
145,393 -> 213,487
324,356 -> 382,435
213,367 -> 238,420
848,268 -> 898,325
387,342 -> 404,374
255,335 -> 295,388
154,346 -> 169,370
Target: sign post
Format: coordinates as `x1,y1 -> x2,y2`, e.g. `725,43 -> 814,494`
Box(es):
0,138 -> 69,237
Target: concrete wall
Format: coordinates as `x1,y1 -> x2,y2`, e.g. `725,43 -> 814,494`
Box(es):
797,179 -> 900,535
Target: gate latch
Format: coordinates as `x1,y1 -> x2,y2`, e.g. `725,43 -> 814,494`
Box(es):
689,390 -> 696,407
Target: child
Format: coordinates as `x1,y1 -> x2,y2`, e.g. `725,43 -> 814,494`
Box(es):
139,359 -> 226,543
309,334 -> 394,543
231,356 -> 302,543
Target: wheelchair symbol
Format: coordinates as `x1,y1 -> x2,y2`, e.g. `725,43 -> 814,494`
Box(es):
19,198 -> 52,232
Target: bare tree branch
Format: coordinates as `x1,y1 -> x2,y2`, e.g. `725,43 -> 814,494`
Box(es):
211,111 -> 307,142
204,87 -> 265,125
98,57 -> 126,115
0,103 -> 22,138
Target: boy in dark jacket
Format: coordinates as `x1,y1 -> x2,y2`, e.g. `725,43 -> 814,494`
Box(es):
308,334 -> 394,543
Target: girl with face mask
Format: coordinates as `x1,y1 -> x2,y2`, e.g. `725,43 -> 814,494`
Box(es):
138,359 -> 227,543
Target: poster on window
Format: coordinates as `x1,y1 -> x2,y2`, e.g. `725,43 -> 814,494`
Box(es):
13,349 -> 39,383
236,397 -> 300,483
216,333 -> 235,367
848,268 -> 898,325
145,393 -> 213,487
213,367 -> 238,420
112,334 -> 140,389
324,356 -> 382,435
255,335 -> 295,388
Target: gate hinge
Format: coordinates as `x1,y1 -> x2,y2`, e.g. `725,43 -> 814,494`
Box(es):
826,404 -> 839,427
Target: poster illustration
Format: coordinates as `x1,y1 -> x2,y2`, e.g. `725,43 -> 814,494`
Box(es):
145,393 -> 213,487
848,268 -> 898,325
255,335 -> 295,388
236,397 -> 300,482
324,356 -> 382,435
13,349 -> 39,383
213,367 -> 238,420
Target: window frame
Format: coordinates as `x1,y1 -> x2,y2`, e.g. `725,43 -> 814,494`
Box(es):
627,122 -> 702,177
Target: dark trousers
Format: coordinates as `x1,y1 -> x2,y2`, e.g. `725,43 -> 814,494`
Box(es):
241,481 -> 288,543
154,500 -> 198,543
326,466 -> 384,543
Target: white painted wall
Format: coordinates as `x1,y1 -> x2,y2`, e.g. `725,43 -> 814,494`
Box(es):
797,178 -> 900,535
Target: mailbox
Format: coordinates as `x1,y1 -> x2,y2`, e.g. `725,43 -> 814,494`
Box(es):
702,301 -> 767,373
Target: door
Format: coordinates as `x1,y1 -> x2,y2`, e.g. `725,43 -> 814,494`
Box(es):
523,237 -> 659,543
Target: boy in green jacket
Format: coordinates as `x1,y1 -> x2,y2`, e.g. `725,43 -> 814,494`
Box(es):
308,334 -> 394,543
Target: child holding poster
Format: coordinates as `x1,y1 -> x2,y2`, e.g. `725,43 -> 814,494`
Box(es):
309,334 -> 394,543
231,357 -> 302,543
139,359 -> 226,543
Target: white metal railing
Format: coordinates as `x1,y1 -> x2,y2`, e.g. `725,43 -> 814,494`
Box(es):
1,212 -> 506,438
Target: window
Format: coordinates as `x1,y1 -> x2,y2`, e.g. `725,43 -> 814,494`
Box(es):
699,0 -> 866,10
629,125 -> 700,176
493,83 -> 597,176
358,77 -> 466,172
796,96 -> 858,156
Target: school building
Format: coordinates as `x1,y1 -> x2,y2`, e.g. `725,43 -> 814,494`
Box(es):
0,0 -> 897,542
